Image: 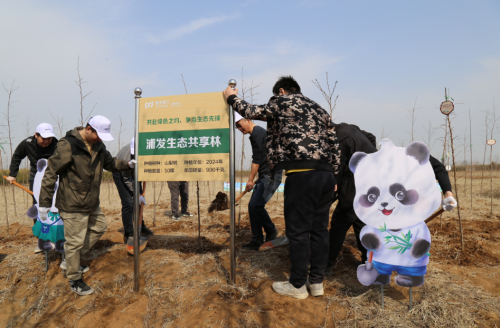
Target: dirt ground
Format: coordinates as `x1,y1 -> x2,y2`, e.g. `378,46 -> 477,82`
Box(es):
0,173 -> 499,328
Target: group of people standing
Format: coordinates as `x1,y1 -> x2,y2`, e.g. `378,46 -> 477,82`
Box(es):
6,117 -> 193,296
6,75 -> 456,299
223,76 -> 456,299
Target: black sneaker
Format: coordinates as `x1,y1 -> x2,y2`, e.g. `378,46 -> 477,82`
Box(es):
265,227 -> 279,242
171,215 -> 182,221
242,239 -> 264,251
141,226 -> 154,236
69,279 -> 94,296
181,212 -> 194,218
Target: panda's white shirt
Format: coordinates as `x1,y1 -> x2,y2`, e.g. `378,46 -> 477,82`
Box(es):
360,222 -> 431,267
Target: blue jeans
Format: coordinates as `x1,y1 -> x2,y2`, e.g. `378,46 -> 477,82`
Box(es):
248,172 -> 283,241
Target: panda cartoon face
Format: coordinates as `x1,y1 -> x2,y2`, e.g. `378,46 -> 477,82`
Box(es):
349,139 -> 441,230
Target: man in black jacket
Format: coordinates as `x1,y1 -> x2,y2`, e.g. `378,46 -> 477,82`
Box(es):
7,123 -> 58,253
326,123 -> 457,273
7,123 -> 58,200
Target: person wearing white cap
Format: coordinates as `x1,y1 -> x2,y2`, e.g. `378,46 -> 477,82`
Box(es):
7,122 -> 58,253
112,137 -> 153,243
38,116 -> 137,296
7,123 -> 58,195
234,112 -> 283,251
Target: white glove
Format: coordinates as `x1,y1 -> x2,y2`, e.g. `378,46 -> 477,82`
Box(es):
442,196 -> 457,211
139,195 -> 146,205
128,159 -> 137,168
38,207 -> 50,219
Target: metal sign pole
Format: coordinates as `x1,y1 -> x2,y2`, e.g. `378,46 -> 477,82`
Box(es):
133,87 -> 142,292
228,79 -> 237,284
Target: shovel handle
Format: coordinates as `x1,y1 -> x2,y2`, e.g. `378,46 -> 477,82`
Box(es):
3,176 -> 34,195
235,190 -> 248,202
424,208 -> 445,224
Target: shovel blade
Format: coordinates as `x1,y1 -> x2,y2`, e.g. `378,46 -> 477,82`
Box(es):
259,237 -> 289,251
126,236 -> 148,255
357,264 -> 379,286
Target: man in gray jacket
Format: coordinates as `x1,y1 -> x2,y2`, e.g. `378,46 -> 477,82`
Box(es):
113,138 -> 154,243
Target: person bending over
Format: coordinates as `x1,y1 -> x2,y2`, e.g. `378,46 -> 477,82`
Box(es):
235,112 -> 282,250
113,137 -> 154,243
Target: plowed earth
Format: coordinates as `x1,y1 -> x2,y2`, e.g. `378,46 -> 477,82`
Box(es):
0,180 -> 499,327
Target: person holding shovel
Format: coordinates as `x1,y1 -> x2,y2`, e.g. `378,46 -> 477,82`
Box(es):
6,123 -> 58,253
223,76 -> 340,299
39,115 -> 136,296
234,112 -> 282,250
113,137 -> 154,244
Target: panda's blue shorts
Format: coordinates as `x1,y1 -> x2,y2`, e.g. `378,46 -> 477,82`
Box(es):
373,261 -> 427,276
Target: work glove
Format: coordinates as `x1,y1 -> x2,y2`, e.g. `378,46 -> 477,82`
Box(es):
38,207 -> 50,220
128,159 -> 137,168
139,195 -> 146,205
442,196 -> 457,211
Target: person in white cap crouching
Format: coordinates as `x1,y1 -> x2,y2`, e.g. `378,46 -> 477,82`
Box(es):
38,116 -> 136,296
6,123 -> 58,253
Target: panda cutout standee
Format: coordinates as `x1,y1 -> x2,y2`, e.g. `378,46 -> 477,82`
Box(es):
27,159 -> 65,272
349,139 -> 442,310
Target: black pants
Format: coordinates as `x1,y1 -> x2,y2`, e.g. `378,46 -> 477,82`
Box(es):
284,170 -> 335,288
113,172 -> 147,237
29,180 -> 36,226
167,181 -> 189,216
29,180 -> 36,205
328,177 -> 367,267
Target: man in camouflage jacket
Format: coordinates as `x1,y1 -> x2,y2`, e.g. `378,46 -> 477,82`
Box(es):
223,76 -> 340,299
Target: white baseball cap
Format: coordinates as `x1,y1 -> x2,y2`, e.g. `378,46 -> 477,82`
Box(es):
88,115 -> 114,141
130,137 -> 135,155
234,112 -> 244,124
36,123 -> 56,138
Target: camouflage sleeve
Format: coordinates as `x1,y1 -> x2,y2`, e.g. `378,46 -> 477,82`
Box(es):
229,96 -> 279,122
328,122 -> 341,175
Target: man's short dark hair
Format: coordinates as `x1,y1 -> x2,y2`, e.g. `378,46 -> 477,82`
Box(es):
86,123 -> 97,133
272,76 -> 301,95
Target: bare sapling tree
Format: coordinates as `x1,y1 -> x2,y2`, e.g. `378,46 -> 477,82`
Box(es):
480,111 -> 490,194
441,117 -> 448,164
444,88 -> 463,250
463,128 -> 468,197
422,120 -> 438,151
23,115 -> 36,207
181,74 -> 201,240
237,68 -> 262,228
0,138 -> 9,235
76,56 -> 97,126
115,116 -> 127,150
469,109 -> 473,210
3,80 -> 19,216
49,110 -> 70,138
406,97 -> 421,142
312,72 -> 338,118
398,138 -> 405,147
488,100 -> 499,218
153,182 -> 165,227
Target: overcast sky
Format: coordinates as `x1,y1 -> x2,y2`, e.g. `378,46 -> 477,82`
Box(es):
1,0 -> 499,170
